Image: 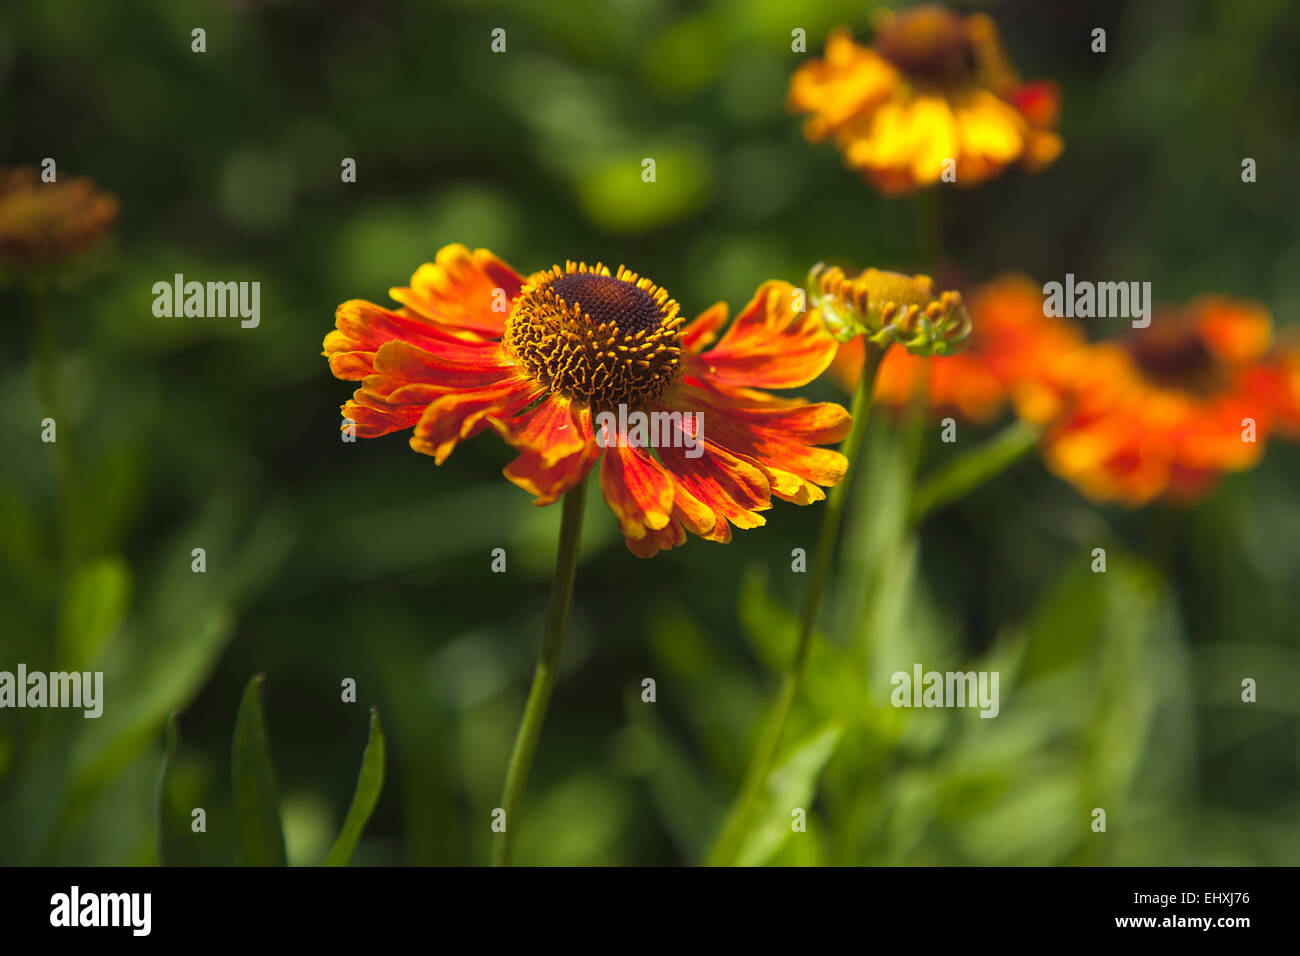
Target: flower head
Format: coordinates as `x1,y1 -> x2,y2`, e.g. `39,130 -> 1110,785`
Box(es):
325,245 -> 851,556
1042,298 -> 1300,505
834,278 -> 1300,506
810,262 -> 969,355
0,166 -> 119,266
832,276 -> 1088,423
787,6 -> 1062,195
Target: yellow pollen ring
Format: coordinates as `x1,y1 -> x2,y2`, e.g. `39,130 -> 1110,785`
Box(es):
504,261 -> 685,411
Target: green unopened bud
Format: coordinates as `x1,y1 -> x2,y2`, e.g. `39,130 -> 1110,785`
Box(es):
809,263 -> 971,356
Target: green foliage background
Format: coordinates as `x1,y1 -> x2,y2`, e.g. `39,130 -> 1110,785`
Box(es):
2,0 -> 1298,865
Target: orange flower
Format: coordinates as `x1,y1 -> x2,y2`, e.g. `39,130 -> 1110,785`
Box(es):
836,279 -> 1300,506
831,275 -> 1086,424
0,166 -> 118,265
1042,298 -> 1300,506
788,5 -> 1062,195
324,244 -> 851,556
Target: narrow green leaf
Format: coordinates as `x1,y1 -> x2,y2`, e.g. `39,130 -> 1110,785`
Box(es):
734,721 -> 843,867
232,675 -> 286,866
57,556 -> 132,671
153,714 -> 181,866
324,708 -> 386,867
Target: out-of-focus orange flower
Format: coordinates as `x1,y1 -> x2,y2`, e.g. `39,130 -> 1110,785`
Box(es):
0,166 -> 118,265
324,244 -> 851,557
831,275 -> 1086,424
1042,298 -> 1300,506
834,280 -> 1300,507
787,5 -> 1062,196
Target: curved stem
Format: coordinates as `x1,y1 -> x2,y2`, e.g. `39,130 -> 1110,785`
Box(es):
492,471 -> 588,866
908,420 -> 1041,523
707,343 -> 884,865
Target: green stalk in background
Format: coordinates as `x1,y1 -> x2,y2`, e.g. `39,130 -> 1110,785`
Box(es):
28,277 -> 82,572
909,419 -> 1042,523
707,343 -> 885,866
492,471 -> 589,866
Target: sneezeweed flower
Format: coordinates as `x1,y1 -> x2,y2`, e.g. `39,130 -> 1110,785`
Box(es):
324,244 -> 850,557
0,166 -> 119,267
708,262 -> 969,864
325,244 -> 850,866
788,5 -> 1063,195
1042,297 -> 1300,506
830,275 -> 1088,424
832,280 -> 1300,509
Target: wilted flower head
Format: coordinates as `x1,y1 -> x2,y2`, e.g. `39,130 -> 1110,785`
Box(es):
0,166 -> 118,266
787,5 -> 1062,195
810,262 -> 970,356
324,245 -> 851,557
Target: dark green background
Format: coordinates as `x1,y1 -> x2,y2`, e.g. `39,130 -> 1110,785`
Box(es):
2,0 -> 1298,865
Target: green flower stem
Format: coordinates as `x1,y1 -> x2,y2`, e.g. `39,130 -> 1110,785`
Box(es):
28,278 -> 81,572
707,342 -> 885,866
908,419 -> 1042,523
492,470 -> 588,867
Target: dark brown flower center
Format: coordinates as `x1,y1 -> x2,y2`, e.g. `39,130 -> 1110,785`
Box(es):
876,5 -> 975,85
505,265 -> 684,411
1126,323 -> 1220,394
550,272 -> 663,336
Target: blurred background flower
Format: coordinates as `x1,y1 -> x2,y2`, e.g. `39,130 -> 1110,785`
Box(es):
3,0 -> 1300,866
788,5 -> 1062,194
0,166 -> 118,267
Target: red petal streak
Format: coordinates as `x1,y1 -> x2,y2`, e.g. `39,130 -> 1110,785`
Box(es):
600,441 -> 675,539
694,280 -> 838,389
409,375 -> 542,464
681,302 -> 729,354
493,393 -> 592,467
503,403 -> 601,505
326,299 -> 506,381
388,244 -> 523,340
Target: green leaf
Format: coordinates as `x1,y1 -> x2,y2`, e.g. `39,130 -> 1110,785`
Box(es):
731,722 -> 844,867
153,714 -> 185,866
232,675 -> 286,866
324,708 -> 386,867
57,556 -> 132,671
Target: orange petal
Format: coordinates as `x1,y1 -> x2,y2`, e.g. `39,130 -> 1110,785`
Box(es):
695,280 -> 838,389
600,441 -> 675,540
504,406 -> 600,505
671,384 -> 851,502
625,519 -> 688,559
681,302 -> 729,354
409,375 -> 542,464
657,439 -> 771,535
493,392 -> 592,467
387,244 -> 524,340
325,298 -> 504,381
341,392 -> 426,438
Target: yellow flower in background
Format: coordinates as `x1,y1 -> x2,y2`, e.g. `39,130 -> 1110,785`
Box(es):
0,166 -> 119,266
788,5 -> 1063,195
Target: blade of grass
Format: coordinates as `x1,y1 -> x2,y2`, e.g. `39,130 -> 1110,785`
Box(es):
324,708 -> 386,867
153,713 -> 182,866
232,675 -> 286,866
